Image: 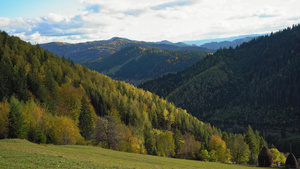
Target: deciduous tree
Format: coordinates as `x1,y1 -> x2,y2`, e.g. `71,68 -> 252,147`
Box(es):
209,134 -> 231,162
179,132 -> 201,159
0,100 -> 10,138
157,132 -> 175,157
50,116 -> 84,145
227,134 -> 250,164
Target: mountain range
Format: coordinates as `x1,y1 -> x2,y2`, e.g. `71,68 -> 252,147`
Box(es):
199,37 -> 255,49
183,34 -> 263,46
40,35 -> 259,85
40,37 -> 214,64
82,46 -> 207,84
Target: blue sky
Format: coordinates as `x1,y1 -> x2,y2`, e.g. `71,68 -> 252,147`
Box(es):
0,0 -> 300,44
0,0 -> 82,18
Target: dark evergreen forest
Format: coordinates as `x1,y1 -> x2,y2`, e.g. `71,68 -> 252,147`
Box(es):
139,25 -> 300,157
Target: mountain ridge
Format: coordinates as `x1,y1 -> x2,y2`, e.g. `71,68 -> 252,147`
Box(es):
82,46 -> 207,85
40,38 -> 214,64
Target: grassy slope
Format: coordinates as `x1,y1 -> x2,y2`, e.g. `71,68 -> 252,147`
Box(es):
0,139 -> 265,169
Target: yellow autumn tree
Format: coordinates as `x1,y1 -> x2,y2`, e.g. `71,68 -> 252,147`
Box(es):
120,126 -> 140,153
22,99 -> 47,143
58,84 -> 83,123
50,116 -> 84,145
209,134 -> 231,162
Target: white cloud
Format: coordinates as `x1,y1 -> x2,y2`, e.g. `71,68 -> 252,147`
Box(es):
46,13 -> 70,23
0,17 -> 11,28
1,0 -> 300,43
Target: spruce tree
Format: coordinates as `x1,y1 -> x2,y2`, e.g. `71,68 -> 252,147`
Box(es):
245,125 -> 259,164
78,96 -> 94,140
8,96 -> 27,139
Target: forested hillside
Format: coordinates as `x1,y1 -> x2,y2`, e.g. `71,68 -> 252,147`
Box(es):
82,46 -> 207,84
40,37 -> 214,64
0,31 -> 273,164
139,25 -> 300,157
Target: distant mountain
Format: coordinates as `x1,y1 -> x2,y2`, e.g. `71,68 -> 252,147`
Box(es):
199,37 -> 255,49
155,40 -> 191,47
184,34 -> 263,46
41,38 -> 214,64
82,46 -> 207,85
139,25 -> 300,156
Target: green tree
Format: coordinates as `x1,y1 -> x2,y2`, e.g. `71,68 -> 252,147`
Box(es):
157,132 -> 175,157
12,67 -> 28,101
79,96 -> 94,140
0,56 -> 14,101
173,128 -> 183,156
244,125 -> 259,164
200,149 -> 210,161
227,134 -> 250,164
45,70 -> 60,112
27,71 -> 47,103
144,125 -> 156,155
8,96 -> 27,139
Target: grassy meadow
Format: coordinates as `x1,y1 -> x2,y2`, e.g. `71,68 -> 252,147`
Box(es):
0,139 -> 267,169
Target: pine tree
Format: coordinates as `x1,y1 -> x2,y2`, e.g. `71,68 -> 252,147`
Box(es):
78,96 -> 94,140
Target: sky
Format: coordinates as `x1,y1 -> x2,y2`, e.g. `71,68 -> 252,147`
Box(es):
0,0 -> 299,44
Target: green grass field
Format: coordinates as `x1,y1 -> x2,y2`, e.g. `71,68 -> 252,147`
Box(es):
0,139 -> 266,169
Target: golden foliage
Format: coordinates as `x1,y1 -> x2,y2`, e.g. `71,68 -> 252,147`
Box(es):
50,116 -> 84,145
0,100 -> 10,138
